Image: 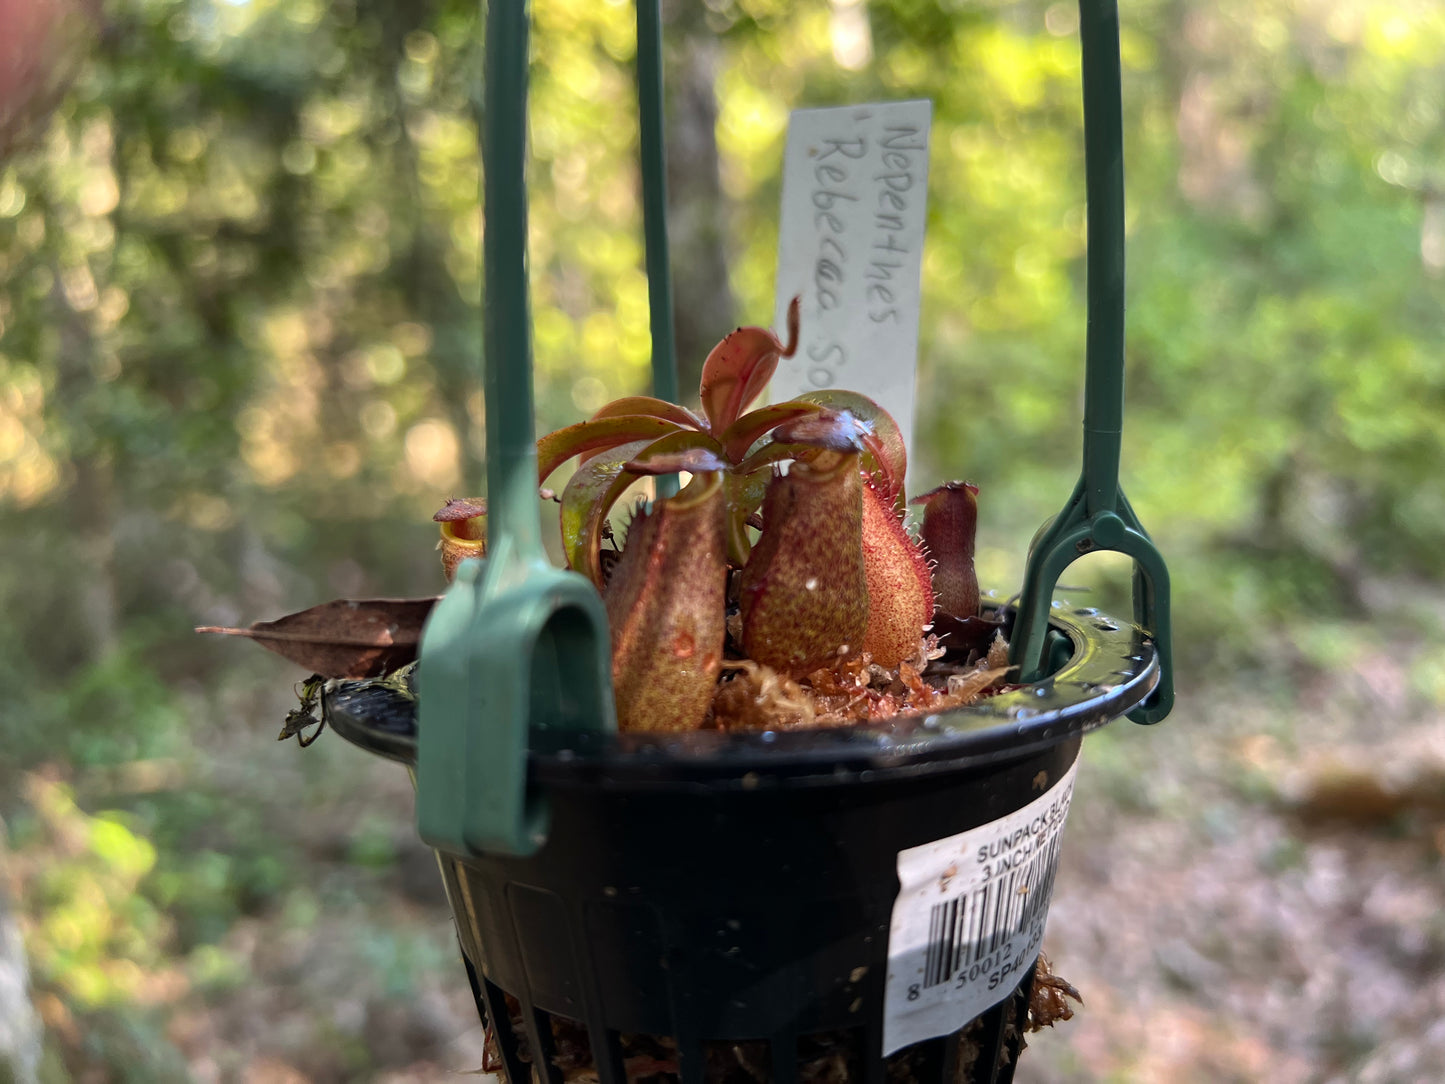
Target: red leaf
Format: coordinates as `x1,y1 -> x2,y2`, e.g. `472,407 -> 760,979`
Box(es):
197,597 -> 438,678
623,447 -> 729,476
795,389 -> 908,505
717,400 -> 820,462
536,415 -> 683,483
698,297 -> 800,434
770,408 -> 871,453
561,431 -> 727,585
590,396 -> 706,431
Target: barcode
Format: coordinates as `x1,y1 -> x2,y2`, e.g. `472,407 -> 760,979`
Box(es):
920,829 -> 1064,988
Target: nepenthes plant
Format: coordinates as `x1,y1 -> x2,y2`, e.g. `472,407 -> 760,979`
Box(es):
434,302 -> 1005,734
204,305 -> 1008,739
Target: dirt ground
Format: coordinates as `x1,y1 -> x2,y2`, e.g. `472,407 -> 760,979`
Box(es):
1023,678 -> 1445,1083
74,655 -> 1443,1084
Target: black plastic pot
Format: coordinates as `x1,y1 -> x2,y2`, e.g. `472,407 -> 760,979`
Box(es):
325,602 -> 1159,1083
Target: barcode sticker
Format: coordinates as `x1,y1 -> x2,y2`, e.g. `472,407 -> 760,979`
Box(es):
882,760 -> 1078,1055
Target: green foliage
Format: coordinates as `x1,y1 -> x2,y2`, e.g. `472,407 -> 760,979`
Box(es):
140,789 -> 299,949
27,803 -> 161,1007
355,923 -> 450,1000
345,813 -> 399,869
5,635 -> 184,769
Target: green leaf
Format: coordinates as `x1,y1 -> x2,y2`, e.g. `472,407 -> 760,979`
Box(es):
724,469 -> 770,566
560,430 -> 725,584
559,439 -> 654,586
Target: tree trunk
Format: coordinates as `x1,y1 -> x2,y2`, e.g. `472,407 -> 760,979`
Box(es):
0,819 -> 42,1084
662,0 -> 736,402
51,276 -> 120,664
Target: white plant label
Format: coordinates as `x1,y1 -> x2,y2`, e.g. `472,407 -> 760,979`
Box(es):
882,759 -> 1079,1055
770,100 -> 931,466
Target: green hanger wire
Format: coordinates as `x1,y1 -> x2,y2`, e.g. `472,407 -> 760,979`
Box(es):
637,0 -> 681,497
415,0 -> 690,857
1009,0 -> 1174,724
416,0 -> 620,859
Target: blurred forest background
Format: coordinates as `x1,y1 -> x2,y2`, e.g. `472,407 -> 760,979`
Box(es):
2,0 -> 1444,1080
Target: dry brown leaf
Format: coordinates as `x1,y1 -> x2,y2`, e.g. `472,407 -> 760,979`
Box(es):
945,665 -> 1011,702
1027,953 -> 1082,1031
196,597 -> 438,678
986,630 -> 1011,671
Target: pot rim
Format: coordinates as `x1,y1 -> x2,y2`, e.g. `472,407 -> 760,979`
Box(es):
323,595 -> 1159,783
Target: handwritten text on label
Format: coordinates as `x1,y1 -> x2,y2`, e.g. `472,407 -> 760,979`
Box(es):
772,101 -> 931,466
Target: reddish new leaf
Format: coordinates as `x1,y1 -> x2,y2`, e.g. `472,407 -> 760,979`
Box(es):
624,451 -> 728,478
698,297 -> 800,434
0,0 -> 95,160
717,400 -> 821,463
197,597 -> 438,678
561,431 -> 726,585
590,396 -> 707,431
536,415 -> 683,483
796,390 -> 908,506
